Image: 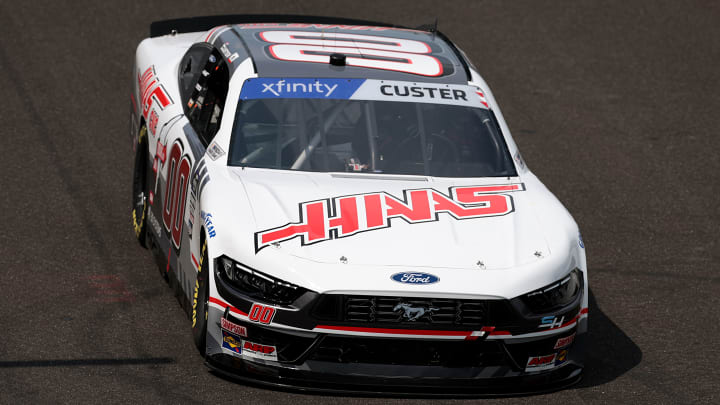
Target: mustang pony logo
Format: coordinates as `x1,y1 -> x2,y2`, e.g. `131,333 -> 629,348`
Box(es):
254,184 -> 524,252
393,303 -> 438,321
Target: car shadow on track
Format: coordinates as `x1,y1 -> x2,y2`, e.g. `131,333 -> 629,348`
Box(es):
573,289 -> 642,389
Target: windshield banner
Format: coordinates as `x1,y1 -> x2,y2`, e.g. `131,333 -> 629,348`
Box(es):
241,78 -> 486,108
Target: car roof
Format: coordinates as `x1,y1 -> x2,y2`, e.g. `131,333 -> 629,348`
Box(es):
206,23 -> 471,84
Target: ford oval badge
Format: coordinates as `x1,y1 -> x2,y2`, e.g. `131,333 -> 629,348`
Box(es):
391,272 -> 439,285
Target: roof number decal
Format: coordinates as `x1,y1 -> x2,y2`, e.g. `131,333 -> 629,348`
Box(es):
259,30 -> 443,77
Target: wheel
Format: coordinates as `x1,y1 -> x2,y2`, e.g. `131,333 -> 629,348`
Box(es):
131,125 -> 149,248
192,237 -> 209,354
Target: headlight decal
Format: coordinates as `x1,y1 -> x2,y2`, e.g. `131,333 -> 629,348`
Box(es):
521,269 -> 583,314
216,256 -> 307,306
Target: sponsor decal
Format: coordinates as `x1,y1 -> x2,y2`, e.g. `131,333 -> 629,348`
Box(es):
391,272 -> 439,285
513,151 -> 526,171
155,140 -> 167,163
221,317 -> 248,338
201,211 -> 216,238
148,109 -> 159,136
241,78 -> 364,99
240,78 -> 482,108
255,184 -> 523,252
539,315 -> 565,329
556,349 -> 568,365
554,332 -> 576,349
393,302 -> 438,321
153,139 -> 167,174
222,331 -> 242,354
578,232 -> 585,249
219,42 -> 240,63
147,210 -> 162,237
207,142 -> 225,161
241,340 -> 278,361
379,85 -> 467,101
137,66 -> 173,119
248,303 -> 276,325
525,353 -> 557,372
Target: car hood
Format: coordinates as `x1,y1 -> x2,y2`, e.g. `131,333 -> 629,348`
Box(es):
230,168 -> 551,270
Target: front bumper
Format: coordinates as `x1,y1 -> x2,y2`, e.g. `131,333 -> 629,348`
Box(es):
206,345 -> 584,396
204,276 -> 587,395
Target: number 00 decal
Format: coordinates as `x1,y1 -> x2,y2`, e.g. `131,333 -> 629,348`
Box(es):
260,31 -> 443,77
248,303 -> 276,325
162,140 -> 192,249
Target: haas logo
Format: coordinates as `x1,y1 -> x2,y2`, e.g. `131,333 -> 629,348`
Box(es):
255,184 -> 524,252
138,66 -> 173,119
393,303 -> 438,321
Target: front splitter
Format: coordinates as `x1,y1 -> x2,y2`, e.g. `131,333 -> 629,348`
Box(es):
205,353 -> 583,397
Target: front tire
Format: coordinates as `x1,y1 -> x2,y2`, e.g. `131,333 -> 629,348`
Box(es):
132,125 -> 149,248
192,237 -> 209,354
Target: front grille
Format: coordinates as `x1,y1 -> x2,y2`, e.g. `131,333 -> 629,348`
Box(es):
313,295 -> 489,327
310,336 -> 510,367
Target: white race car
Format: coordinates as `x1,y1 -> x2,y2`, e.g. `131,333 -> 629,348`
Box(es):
130,15 -> 588,395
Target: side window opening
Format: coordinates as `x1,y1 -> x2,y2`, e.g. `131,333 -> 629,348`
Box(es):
178,44 -> 213,108
186,49 -> 229,146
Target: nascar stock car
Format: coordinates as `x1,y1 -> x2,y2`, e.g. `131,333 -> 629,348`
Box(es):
129,15 -> 588,395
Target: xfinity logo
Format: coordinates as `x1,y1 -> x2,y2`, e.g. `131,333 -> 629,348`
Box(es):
261,79 -> 338,97
391,272 -> 439,285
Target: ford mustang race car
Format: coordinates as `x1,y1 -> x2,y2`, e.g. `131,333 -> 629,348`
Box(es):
130,15 -> 588,395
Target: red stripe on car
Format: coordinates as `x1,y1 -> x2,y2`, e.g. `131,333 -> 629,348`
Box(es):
209,297 -> 248,317
316,325 -> 473,337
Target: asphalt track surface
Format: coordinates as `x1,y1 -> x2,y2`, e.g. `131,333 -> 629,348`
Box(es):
0,1 -> 718,403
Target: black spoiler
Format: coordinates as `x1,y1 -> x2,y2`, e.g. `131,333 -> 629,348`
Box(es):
149,14 -> 406,37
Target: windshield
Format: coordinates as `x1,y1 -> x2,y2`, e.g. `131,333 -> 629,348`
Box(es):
228,79 -> 517,177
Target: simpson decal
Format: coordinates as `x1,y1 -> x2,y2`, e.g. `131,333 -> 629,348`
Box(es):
221,318 -> 248,338
255,184 -> 524,252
